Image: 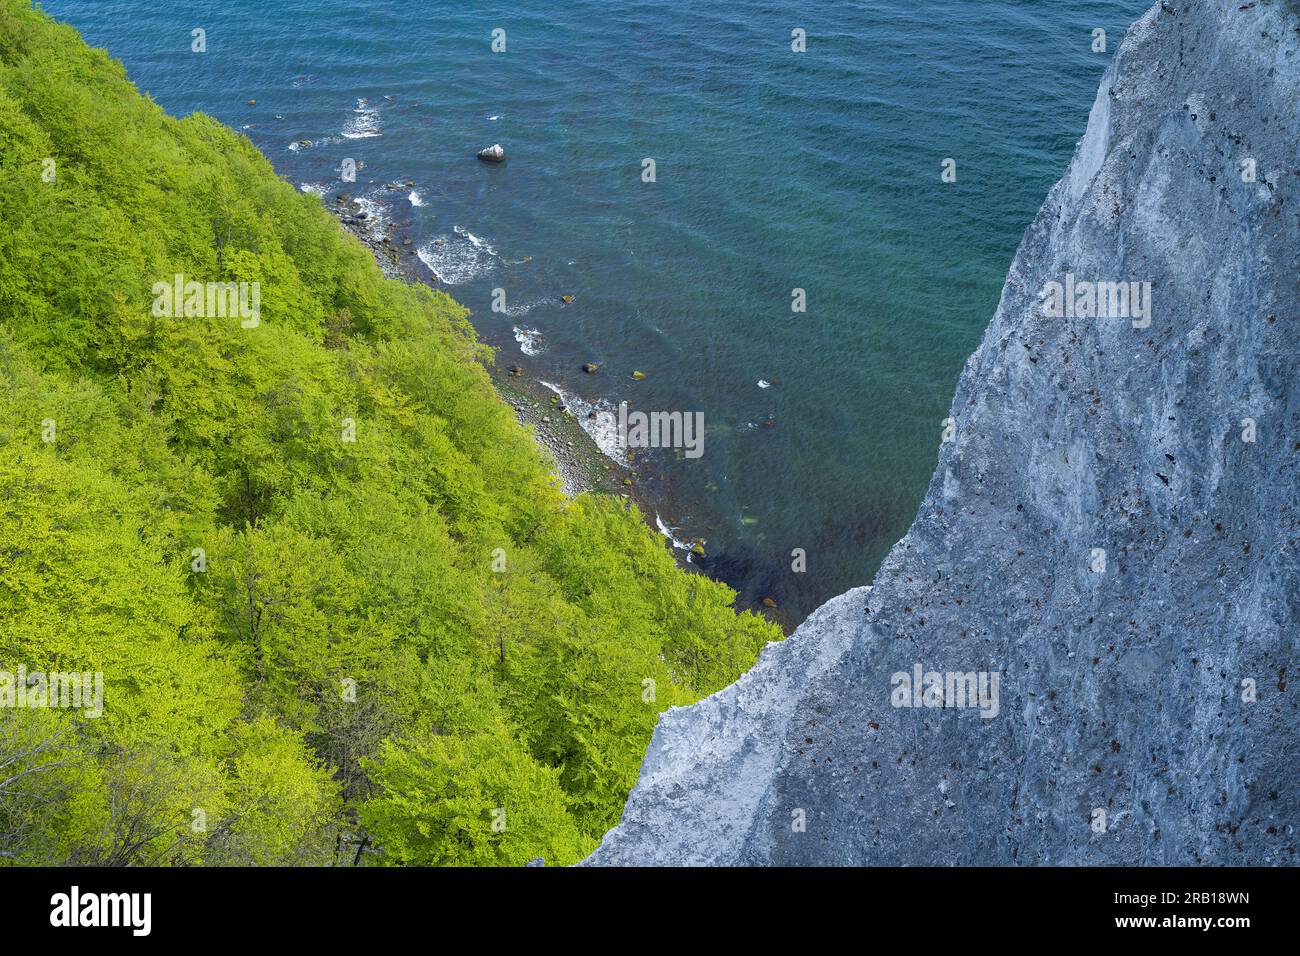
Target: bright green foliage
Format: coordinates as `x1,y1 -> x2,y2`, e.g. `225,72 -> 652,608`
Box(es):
360,729 -> 587,867
0,0 -> 779,865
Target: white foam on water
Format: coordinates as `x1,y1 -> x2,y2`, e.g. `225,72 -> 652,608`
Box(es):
757,379 -> 772,389
513,326 -> 544,356
408,190 -> 425,207
416,227 -> 499,284
298,182 -> 327,196
456,225 -> 497,255
352,194 -> 391,239
654,513 -> 696,559
288,135 -> 338,153
538,381 -> 627,464
342,97 -> 382,139
504,296 -> 549,318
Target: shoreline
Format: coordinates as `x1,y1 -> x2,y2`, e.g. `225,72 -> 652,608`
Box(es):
329,189 -> 613,497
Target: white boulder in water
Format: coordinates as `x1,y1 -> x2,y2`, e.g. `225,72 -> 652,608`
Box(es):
476,143 -> 506,162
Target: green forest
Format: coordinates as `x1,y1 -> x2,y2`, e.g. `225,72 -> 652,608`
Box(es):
0,0 -> 777,865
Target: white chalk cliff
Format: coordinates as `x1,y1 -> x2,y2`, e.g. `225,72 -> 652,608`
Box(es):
588,0 -> 1300,866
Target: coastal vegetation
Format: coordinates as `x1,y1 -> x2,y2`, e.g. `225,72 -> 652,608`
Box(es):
0,0 -> 777,866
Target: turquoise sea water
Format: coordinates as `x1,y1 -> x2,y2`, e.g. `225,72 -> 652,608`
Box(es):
43,0 -> 1148,623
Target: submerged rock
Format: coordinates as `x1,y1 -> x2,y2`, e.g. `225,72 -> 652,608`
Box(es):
588,0 -> 1300,867
477,143 -> 506,162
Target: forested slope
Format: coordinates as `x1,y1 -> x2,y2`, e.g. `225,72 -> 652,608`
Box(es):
0,0 -> 777,866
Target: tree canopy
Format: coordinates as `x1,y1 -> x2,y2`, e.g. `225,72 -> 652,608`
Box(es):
0,0 -> 777,866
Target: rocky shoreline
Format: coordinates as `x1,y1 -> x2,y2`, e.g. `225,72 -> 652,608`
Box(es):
326,190 -> 636,501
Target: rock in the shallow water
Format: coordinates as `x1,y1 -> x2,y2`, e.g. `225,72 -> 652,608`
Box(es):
582,363 -> 600,374
477,143 -> 506,162
587,0 -> 1300,867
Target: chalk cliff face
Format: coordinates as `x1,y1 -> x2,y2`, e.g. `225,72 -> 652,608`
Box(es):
589,0 -> 1300,866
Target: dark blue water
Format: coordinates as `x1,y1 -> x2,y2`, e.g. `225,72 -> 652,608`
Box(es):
43,0 -> 1149,622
